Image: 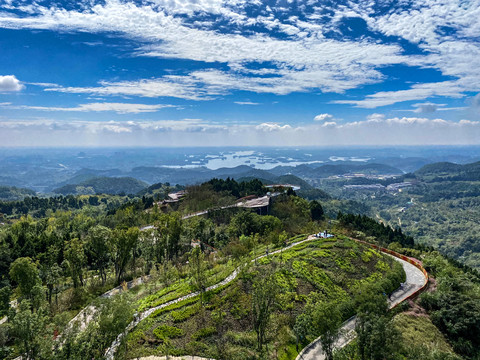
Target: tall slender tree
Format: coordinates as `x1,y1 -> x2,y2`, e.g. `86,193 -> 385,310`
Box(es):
86,225 -> 111,286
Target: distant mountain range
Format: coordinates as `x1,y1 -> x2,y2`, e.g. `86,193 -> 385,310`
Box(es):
48,163 -> 400,195
1,147 -> 479,192
3,158 -> 480,198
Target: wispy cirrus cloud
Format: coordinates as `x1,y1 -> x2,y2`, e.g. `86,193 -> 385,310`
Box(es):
2,102 -> 176,114
0,0 -> 479,115
0,0 -> 415,99
234,101 -> 260,105
338,0 -> 480,107
332,81 -> 467,108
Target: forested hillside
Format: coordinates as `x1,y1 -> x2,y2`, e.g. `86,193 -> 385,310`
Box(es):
53,176 -> 149,195
0,177 -> 478,360
316,160 -> 480,269
0,186 -> 36,202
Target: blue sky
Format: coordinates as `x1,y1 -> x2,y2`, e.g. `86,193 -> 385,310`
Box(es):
0,0 -> 480,147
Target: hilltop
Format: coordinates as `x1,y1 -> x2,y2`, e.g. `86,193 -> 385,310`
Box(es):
0,185 -> 36,201
53,176 -> 149,195
415,161 -> 480,181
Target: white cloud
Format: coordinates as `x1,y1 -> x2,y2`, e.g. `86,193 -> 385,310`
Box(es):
313,113 -> 334,122
0,0 -> 479,106
0,1 -> 414,98
0,75 -> 24,92
3,102 -> 175,114
343,0 -> 480,107
255,122 -> 292,132
1,116 -> 479,147
413,102 -> 441,114
234,101 -> 260,105
321,121 -> 337,128
366,113 -> 385,122
44,77 -> 211,100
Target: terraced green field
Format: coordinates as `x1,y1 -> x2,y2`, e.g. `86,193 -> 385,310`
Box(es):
120,236 -> 405,360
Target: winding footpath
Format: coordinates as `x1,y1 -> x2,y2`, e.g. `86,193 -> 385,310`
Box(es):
105,236 -> 428,360
296,242 -> 428,360
105,234 -> 318,359
43,194 -> 427,360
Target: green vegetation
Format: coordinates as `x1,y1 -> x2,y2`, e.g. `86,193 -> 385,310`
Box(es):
336,212 -> 414,248
121,236 -> 404,359
316,160 -> 480,269
420,252 -> 480,358
53,176 -> 148,195
0,177 -> 330,359
393,314 -> 460,359
0,186 -> 36,202
0,173 -> 477,360
153,324 -> 185,340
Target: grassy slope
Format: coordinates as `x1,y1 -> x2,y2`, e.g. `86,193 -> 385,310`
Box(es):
121,236 -> 404,360
393,314 -> 458,357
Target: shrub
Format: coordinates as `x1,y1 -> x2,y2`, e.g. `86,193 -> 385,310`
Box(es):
192,326 -> 216,340
171,305 -> 199,323
153,324 -> 184,340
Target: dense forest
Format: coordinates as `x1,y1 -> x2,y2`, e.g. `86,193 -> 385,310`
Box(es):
0,186 -> 36,202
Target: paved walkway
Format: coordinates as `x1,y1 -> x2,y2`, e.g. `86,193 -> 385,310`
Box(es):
296,251 -> 428,360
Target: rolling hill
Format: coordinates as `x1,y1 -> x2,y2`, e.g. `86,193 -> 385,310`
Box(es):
53,176 -> 149,195
0,185 -> 36,201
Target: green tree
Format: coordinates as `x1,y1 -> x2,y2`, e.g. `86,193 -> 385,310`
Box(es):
57,295 -> 133,360
42,263 -> 61,305
161,260 -> 178,288
310,200 -> 325,221
189,247 -> 207,305
355,286 -> 397,360
275,230 -> 288,247
10,300 -> 51,359
86,225 -> 112,286
154,213 -> 182,261
139,228 -> 156,275
0,323 -> 10,359
228,210 -> 259,238
294,312 -> 312,352
312,301 -> 342,360
110,227 -> 139,284
63,237 -> 86,288
252,265 -> 278,351
9,257 -> 41,300
0,285 -> 11,316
